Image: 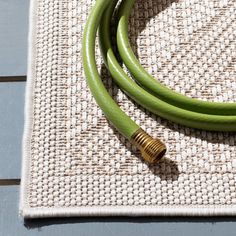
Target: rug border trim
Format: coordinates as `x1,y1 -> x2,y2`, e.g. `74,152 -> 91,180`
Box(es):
21,205 -> 236,218
19,0 -> 38,218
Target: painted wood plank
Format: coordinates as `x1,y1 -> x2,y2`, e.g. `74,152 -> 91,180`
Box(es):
1,186 -> 236,236
0,0 -> 29,76
0,82 -> 25,179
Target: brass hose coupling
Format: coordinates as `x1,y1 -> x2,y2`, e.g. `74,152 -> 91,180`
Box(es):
131,128 -> 166,164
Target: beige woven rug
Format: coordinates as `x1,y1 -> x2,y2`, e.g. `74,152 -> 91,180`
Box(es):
20,0 -> 236,218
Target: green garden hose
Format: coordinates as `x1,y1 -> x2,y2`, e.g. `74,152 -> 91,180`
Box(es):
82,0 -> 236,164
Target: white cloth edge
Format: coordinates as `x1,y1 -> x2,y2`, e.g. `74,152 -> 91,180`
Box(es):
21,205 -> 236,218
19,0 -> 38,217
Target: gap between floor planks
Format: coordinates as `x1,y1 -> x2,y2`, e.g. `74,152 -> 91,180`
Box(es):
0,76 -> 26,82
0,179 -> 21,186
0,78 -> 25,185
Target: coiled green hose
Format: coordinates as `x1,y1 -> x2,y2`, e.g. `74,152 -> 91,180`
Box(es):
82,0 -> 236,163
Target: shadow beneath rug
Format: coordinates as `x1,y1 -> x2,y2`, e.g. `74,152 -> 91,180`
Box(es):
24,216 -> 236,229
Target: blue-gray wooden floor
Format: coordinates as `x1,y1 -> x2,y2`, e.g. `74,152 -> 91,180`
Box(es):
1,1 -> 236,235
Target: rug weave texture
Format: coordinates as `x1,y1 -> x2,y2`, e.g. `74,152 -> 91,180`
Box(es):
20,0 -> 236,218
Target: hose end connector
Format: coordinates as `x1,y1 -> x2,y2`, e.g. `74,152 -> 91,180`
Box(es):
131,128 -> 166,164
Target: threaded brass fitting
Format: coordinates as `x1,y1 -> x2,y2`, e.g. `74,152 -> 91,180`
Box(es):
131,128 -> 166,164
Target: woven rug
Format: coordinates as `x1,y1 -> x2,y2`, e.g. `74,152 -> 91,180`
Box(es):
20,0 -> 236,218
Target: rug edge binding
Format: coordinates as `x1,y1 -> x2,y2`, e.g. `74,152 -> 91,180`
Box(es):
19,0 -> 38,219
